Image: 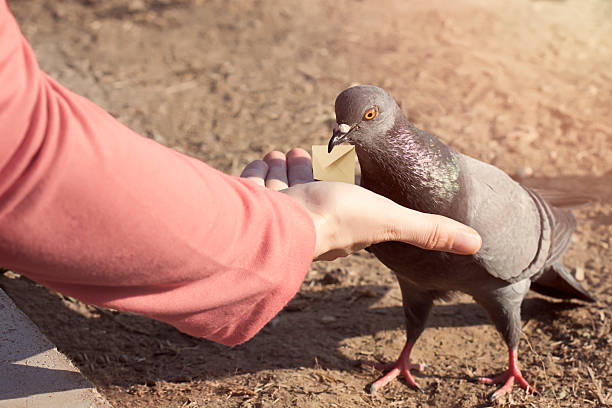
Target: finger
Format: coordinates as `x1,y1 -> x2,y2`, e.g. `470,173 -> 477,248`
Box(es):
263,151 -> 289,191
386,208 -> 482,255
240,160 -> 268,187
286,148 -> 314,186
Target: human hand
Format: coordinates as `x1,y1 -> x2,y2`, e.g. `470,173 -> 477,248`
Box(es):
241,148 -> 482,261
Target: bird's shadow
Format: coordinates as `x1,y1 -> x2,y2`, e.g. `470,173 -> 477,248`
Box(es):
0,274 -> 585,393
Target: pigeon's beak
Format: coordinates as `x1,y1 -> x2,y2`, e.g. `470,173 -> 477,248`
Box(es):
328,123 -> 352,153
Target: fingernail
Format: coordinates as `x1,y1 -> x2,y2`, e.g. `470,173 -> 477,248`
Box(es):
452,229 -> 482,254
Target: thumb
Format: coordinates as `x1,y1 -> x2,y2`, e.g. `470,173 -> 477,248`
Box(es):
389,209 -> 482,255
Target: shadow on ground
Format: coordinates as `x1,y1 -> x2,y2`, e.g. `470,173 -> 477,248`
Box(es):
0,273 -> 586,390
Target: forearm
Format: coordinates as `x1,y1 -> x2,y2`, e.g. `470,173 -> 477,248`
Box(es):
0,1 -> 316,345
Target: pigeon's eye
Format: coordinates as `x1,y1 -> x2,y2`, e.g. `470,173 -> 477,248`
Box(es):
363,108 -> 377,121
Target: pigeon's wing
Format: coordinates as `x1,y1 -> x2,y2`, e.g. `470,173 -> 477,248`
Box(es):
544,201 -> 576,265
527,194 -> 596,302
452,153 -> 552,283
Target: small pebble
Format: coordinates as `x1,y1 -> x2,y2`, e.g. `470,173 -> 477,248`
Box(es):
269,316 -> 281,328
515,166 -> 533,179
574,266 -> 585,281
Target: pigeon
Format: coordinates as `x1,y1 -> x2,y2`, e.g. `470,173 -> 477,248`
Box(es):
328,85 -> 595,400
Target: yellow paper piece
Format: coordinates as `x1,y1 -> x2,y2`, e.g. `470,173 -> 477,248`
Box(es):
312,144 -> 356,184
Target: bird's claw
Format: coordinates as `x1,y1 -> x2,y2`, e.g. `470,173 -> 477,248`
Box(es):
362,359 -> 425,393
478,370 -> 536,400
477,349 -> 536,400
362,360 -> 426,373
361,342 -> 427,394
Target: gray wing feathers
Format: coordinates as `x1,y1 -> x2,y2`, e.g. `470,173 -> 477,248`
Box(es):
546,204 -> 577,266
455,154 -> 552,283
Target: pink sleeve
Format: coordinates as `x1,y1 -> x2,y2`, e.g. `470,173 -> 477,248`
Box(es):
0,1 -> 316,346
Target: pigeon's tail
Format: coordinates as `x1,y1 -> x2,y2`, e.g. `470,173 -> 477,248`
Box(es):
533,188 -> 596,210
531,262 -> 596,302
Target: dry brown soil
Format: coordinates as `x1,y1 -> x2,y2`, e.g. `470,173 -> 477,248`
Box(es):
2,0 -> 611,407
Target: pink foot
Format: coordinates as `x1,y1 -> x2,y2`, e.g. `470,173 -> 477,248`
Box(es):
478,349 -> 536,400
361,342 -> 426,394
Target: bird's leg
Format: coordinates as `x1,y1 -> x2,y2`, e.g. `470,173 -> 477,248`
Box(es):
473,280 -> 534,400
478,348 -> 535,400
361,280 -> 432,393
362,341 -> 426,393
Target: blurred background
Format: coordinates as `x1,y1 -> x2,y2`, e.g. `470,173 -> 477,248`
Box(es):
3,0 -> 611,406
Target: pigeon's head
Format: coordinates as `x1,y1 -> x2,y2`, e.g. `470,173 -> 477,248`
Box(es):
328,85 -> 401,153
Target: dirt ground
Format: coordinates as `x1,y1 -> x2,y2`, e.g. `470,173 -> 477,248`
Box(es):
2,0 -> 611,406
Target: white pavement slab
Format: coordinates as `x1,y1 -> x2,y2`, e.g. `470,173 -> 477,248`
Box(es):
0,288 -> 112,408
